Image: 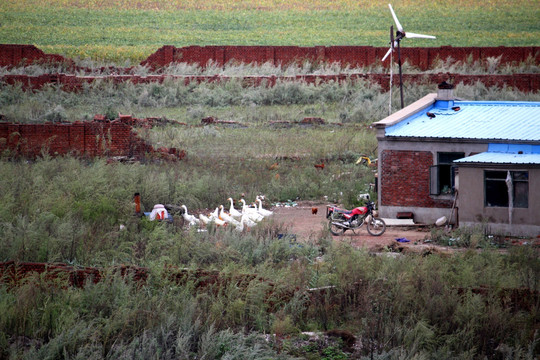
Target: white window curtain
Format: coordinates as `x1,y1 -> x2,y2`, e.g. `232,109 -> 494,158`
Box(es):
505,170 -> 513,224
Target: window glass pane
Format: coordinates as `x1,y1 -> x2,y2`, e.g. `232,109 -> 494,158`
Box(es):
513,171 -> 528,181
514,181 -> 528,208
439,165 -> 453,194
485,171 -> 507,180
484,170 -> 528,208
439,152 -> 465,164
485,177 -> 508,207
436,152 -> 463,195
430,166 -> 439,195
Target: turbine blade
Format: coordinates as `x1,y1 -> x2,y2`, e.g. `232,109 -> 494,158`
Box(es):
388,4 -> 403,32
405,32 -> 436,39
382,47 -> 393,62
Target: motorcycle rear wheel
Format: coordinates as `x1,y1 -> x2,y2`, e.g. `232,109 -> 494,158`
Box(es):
366,217 -> 386,236
329,220 -> 345,236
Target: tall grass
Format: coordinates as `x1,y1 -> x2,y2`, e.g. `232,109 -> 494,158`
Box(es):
2,55 -> 538,76
1,62 -> 539,358
1,241 -> 538,358
0,154 -> 374,264
2,73 -> 540,125
1,157 -> 537,358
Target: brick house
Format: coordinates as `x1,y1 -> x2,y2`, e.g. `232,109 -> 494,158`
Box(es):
372,84 -> 540,237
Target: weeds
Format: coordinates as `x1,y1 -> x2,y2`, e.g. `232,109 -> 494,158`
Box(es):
1,235 -> 539,358
1,61 -> 539,359
2,54 -> 538,78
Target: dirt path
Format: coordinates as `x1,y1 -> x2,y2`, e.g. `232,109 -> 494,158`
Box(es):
271,202 -> 433,252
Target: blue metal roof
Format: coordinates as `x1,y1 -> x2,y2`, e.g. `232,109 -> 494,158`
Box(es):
454,153 -> 540,165
385,101 -> 540,141
454,144 -> 540,165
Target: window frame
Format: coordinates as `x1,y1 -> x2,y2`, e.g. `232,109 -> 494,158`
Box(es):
484,170 -> 529,208
430,152 -> 464,196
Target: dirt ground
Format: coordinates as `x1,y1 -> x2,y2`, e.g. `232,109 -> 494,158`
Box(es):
271,201 -> 436,253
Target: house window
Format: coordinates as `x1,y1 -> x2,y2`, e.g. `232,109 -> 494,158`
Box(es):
485,170 -> 528,208
430,152 -> 464,195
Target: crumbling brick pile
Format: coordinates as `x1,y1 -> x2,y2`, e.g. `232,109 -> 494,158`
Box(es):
116,114 -> 187,129
0,261 -> 293,310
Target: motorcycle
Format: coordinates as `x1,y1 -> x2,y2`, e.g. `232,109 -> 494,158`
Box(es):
326,200 -> 386,236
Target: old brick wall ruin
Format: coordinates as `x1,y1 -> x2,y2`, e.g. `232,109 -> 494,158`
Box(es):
0,117 -> 184,160
141,45 -> 539,70
3,72 -> 539,93
2,44 -> 538,70
0,260 -> 536,313
1,45 -> 539,92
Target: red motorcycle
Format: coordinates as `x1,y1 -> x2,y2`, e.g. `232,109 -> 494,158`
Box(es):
326,201 -> 386,236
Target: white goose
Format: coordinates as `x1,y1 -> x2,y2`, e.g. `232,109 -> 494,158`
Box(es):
209,207 -> 220,221
234,217 -> 245,232
256,197 -> 273,217
227,197 -> 243,218
200,213 -> 226,227
241,213 -> 258,228
181,205 -> 200,226
199,213 -> 212,225
239,198 -> 257,214
240,199 -> 264,222
219,205 -> 240,226
234,214 -> 258,232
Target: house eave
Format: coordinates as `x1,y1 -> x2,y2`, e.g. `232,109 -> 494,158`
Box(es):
378,137 -> 540,145
372,93 -> 437,129
456,163 -> 540,169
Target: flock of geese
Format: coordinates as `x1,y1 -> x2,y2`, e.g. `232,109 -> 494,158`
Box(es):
180,196 -> 273,232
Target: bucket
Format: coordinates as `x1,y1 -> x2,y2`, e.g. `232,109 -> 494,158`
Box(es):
435,216 -> 447,226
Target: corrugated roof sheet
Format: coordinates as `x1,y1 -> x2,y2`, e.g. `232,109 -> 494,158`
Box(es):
385,101 -> 540,141
454,143 -> 540,165
454,152 -> 540,165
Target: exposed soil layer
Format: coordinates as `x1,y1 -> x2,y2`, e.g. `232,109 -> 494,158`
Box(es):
272,201 -> 434,252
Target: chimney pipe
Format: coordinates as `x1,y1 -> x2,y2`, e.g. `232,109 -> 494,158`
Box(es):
436,81 -> 455,109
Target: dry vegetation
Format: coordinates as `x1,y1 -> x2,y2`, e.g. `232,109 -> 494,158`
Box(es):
1,63 -> 539,358
1,0 -> 539,358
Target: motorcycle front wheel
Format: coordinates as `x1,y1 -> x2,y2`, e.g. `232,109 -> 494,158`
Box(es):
329,220 -> 345,236
366,217 -> 386,236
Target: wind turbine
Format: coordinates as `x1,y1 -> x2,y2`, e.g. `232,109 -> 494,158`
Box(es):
382,4 -> 436,108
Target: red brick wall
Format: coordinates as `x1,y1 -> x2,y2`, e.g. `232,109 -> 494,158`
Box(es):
380,150 -> 453,208
0,120 -> 173,160
3,44 -> 538,71
0,44 -> 71,67
141,45 -> 540,70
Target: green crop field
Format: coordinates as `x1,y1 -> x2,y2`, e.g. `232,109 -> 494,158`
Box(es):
1,0 -> 539,62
